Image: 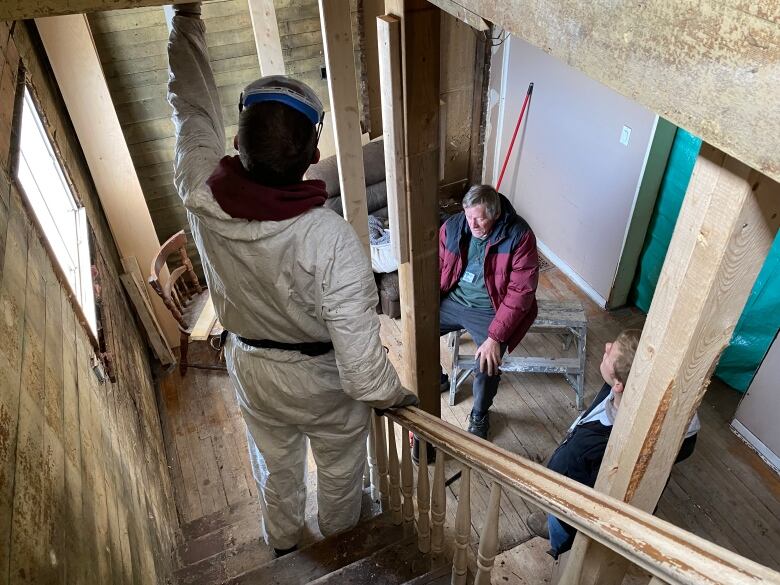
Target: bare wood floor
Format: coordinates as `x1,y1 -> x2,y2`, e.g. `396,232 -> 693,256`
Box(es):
156,266 -> 780,572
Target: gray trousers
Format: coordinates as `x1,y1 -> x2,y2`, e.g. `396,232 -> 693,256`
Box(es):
440,296 -> 507,415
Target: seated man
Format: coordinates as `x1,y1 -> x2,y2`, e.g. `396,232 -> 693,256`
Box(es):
439,185 -> 539,439
526,328 -> 700,558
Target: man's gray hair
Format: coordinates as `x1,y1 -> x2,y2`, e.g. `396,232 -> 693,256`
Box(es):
462,185 -> 501,220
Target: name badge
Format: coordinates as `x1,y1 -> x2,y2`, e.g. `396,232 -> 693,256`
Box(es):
462,271 -> 475,283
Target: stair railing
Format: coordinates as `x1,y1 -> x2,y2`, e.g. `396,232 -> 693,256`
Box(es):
375,406 -> 780,585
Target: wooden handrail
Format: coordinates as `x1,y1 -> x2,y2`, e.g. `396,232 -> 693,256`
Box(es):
384,407 -> 780,585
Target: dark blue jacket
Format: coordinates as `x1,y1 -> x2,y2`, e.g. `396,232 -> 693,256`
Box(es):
546,383 -> 697,557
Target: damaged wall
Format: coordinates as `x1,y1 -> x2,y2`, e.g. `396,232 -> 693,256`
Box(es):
0,20 -> 178,584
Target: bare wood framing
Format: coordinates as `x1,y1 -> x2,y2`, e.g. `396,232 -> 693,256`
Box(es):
318,0 -> 370,255
444,0 -> 780,183
35,14 -> 179,345
247,0 -> 284,76
559,144 -> 780,585
377,15 -> 408,264
385,0 -> 441,414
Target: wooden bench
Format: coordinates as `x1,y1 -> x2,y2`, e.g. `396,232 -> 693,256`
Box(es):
447,299 -> 588,410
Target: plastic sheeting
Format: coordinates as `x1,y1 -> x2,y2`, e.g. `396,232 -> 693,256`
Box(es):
716,232 -> 780,391
630,129 -> 702,313
629,128 -> 780,392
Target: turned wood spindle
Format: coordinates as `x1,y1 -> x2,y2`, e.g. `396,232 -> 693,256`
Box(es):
474,481 -> 502,585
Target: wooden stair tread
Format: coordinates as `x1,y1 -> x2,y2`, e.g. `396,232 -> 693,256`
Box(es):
225,514 -> 406,585
401,563 -> 456,585
176,512 -> 264,570
307,536 -> 435,585
180,497 -> 260,541
175,537 -> 274,585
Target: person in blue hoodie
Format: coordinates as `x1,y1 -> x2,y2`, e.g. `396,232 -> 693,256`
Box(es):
526,329 -> 700,558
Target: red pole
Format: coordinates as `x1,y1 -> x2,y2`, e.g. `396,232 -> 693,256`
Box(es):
496,82 -> 534,192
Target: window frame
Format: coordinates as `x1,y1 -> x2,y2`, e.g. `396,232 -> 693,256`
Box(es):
10,77 -> 102,353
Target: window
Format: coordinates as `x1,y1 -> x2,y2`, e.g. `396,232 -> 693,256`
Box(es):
17,87 -> 97,334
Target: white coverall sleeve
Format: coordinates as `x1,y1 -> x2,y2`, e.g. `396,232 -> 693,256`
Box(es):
321,226 -> 412,410
167,12 -> 227,218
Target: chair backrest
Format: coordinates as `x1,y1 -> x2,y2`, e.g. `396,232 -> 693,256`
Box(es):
148,230 -> 203,329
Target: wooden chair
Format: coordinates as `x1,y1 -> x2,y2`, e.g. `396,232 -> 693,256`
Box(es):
149,230 -> 217,375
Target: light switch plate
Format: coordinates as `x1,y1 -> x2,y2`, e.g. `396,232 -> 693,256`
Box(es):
620,125 -> 632,146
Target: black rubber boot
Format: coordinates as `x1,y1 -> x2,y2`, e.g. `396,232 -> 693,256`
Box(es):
273,544 -> 298,558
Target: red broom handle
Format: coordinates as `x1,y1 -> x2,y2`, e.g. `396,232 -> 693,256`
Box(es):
496,82 -> 534,192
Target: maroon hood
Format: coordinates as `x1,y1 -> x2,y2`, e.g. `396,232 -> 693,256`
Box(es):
206,155 -> 328,222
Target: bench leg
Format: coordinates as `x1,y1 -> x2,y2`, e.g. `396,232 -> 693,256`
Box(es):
575,325 -> 587,410
449,331 -> 460,406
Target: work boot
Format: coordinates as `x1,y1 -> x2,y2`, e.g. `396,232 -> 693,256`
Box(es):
411,434 -> 437,466
440,371 -> 450,393
273,544 -> 298,558
467,411 -> 490,440
526,510 -> 550,539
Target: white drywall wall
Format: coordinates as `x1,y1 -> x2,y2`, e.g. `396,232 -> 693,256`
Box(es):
733,334 -> 780,472
484,36 -> 658,304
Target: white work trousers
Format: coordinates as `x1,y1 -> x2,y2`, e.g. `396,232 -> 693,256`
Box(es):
225,336 -> 371,549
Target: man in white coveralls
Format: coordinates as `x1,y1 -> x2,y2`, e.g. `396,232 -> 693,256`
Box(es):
167,2 -> 417,556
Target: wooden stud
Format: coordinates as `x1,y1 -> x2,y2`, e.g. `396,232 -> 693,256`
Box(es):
474,481 -> 501,585
247,0 -> 285,76
385,0 -> 442,415
376,15 -> 408,264
318,0 -> 370,255
386,419 -> 403,525
559,144 -> 780,585
416,438 -> 431,553
451,465 -> 471,585
430,448 -> 446,555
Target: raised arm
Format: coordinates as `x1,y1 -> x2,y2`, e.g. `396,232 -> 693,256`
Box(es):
321,224 -> 416,410
167,3 -> 226,215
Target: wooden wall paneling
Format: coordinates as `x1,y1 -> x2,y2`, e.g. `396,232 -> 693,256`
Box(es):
559,144 -> 780,585
439,11 -> 475,193
318,0 -> 370,254
0,188 -> 28,585
42,258 -> 65,585
60,294 -> 84,585
9,230 -> 47,585
385,0 -> 442,414
88,357 -> 113,584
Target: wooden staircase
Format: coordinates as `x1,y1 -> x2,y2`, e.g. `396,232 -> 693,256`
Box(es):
172,492 -> 455,585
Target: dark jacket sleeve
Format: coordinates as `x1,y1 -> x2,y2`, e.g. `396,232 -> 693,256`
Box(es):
488,230 -> 539,343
